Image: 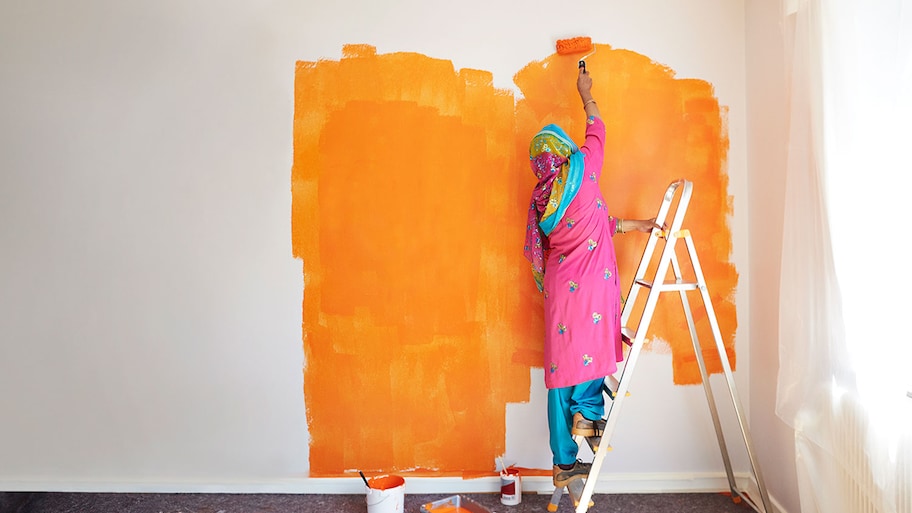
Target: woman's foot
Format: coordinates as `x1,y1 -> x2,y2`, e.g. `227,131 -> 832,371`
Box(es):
572,411 -> 605,452
552,460 -> 592,487
571,411 -> 605,437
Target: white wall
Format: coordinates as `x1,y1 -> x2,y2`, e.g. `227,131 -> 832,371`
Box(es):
0,2 -> 309,485
745,1 -> 800,512
0,0 -> 761,494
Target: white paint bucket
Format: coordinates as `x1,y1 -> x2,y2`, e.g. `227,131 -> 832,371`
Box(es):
500,468 -> 522,505
366,474 -> 405,513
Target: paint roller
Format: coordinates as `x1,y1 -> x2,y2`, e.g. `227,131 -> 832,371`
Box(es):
556,36 -> 596,72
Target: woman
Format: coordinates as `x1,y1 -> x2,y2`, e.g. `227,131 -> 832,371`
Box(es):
523,66 -> 661,487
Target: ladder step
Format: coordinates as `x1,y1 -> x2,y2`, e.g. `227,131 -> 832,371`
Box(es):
621,327 -> 635,346
548,466 -> 594,510
567,478 -> 593,508
601,383 -> 615,401
601,375 -> 621,400
634,278 -> 701,291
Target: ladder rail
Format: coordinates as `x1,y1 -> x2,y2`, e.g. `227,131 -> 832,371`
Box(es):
683,233 -> 772,512
568,179 -> 771,513
621,182 -> 693,349
669,247 -> 739,495
621,180 -> 687,328
575,184 -> 691,513
574,321 -> 651,513
574,241 -> 680,512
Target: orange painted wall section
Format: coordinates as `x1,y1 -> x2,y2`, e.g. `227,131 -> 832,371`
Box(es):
292,43 -> 737,476
513,45 -> 737,385
292,45 -> 537,476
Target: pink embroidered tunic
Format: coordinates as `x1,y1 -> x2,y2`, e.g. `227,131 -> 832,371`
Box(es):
542,117 -> 624,389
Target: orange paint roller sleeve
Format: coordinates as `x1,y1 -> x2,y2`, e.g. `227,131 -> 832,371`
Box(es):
555,37 -> 593,55
556,37 -> 595,71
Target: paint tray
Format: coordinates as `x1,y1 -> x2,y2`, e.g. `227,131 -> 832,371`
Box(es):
420,495 -> 491,513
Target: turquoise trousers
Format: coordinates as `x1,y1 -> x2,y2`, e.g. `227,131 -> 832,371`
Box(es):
547,378 -> 605,466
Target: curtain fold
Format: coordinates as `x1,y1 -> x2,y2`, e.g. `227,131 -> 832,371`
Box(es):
777,1 -> 912,512
776,0 -> 854,439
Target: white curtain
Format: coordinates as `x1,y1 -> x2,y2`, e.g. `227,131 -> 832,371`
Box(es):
777,1 -> 912,512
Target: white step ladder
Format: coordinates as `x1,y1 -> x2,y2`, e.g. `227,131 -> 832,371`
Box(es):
554,179 -> 772,513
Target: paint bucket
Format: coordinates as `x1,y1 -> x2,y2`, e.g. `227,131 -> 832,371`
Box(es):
500,468 -> 522,505
366,474 -> 405,513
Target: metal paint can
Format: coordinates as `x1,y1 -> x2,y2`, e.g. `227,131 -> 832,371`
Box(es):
500,468 -> 521,505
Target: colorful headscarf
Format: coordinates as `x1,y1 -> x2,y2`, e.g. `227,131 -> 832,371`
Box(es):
523,124 -> 584,291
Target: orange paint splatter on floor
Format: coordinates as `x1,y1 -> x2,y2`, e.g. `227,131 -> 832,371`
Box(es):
292,43 -> 736,476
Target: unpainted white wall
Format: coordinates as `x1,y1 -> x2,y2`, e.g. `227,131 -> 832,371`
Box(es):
745,0 -> 800,512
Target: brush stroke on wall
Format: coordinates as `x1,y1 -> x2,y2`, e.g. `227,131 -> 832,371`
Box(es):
292,43 -> 736,476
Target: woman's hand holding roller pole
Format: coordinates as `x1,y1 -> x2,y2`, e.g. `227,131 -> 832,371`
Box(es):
578,67 -> 601,119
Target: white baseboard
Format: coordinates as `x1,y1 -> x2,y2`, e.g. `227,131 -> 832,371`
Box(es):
742,473 -> 791,513
1,472 -> 763,496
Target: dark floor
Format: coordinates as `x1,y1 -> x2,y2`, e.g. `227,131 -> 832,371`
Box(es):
0,491 -> 755,513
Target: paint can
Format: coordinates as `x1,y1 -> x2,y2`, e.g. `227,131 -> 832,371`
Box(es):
366,474 -> 405,513
500,468 -> 522,505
